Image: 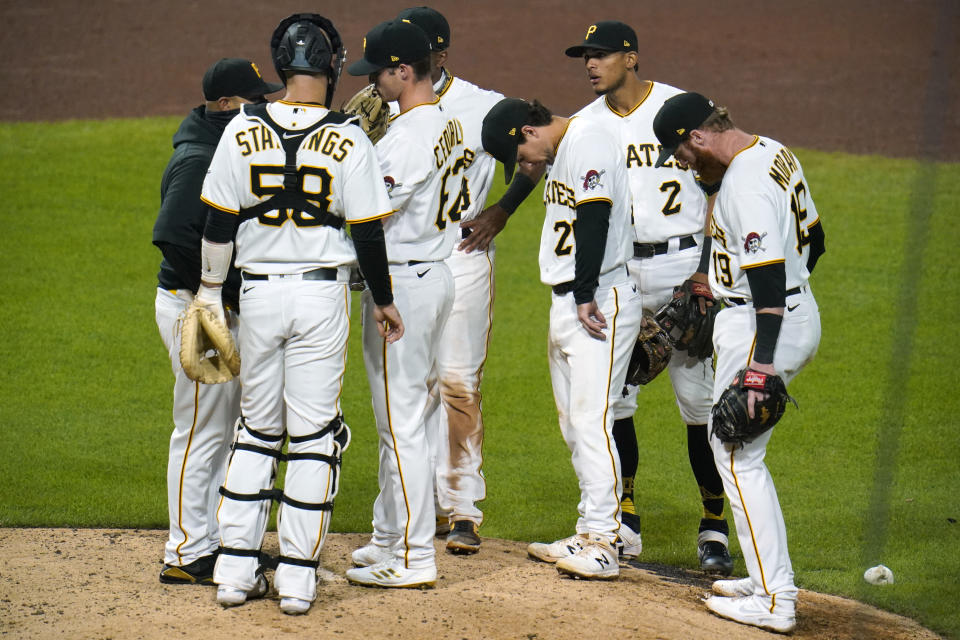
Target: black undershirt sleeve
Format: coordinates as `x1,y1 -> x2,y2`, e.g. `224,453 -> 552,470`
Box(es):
572,200 -> 610,305
203,207 -> 238,243
350,219 -> 393,306
806,220 -> 826,274
696,236 -> 713,274
745,262 -> 786,365
497,172 -> 536,215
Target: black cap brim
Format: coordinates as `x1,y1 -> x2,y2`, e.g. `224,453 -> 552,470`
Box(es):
654,145 -> 676,168
481,98 -> 529,184
564,44 -> 617,57
347,58 -> 385,76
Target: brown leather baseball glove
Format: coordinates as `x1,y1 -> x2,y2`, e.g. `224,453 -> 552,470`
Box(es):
341,84 -> 389,144
626,314 -> 673,386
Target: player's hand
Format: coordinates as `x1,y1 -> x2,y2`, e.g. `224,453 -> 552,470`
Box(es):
745,359 -> 776,419
577,300 -> 607,341
374,303 -> 404,343
459,204 -> 508,253
687,271 -> 715,315
195,282 -> 226,326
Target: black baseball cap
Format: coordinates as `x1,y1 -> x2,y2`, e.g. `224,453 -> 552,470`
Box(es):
202,58 -> 283,101
564,21 -> 638,57
653,92 -> 716,168
481,98 -> 529,183
347,20 -> 431,76
397,7 -> 450,51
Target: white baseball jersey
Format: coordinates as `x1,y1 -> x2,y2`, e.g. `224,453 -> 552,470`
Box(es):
201,101 -> 392,273
539,116 -> 633,286
707,136 -> 821,301
576,82 -> 707,243
376,100 -> 467,262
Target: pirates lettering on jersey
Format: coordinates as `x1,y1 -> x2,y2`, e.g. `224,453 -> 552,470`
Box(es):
710,217 -> 730,251
433,118 -> 465,169
625,142 -> 692,171
305,128 -> 355,162
544,179 -> 577,209
768,146 -> 800,191
235,124 -> 278,156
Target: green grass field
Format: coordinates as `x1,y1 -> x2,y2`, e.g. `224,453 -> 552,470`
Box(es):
0,118 -> 957,638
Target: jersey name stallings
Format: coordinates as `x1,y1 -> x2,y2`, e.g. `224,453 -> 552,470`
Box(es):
234,123 -> 356,163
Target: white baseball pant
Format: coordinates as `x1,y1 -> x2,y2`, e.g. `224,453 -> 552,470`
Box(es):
363,262 -> 454,569
215,276 -> 350,603
549,271 -> 643,543
155,287 -> 240,567
709,287 -> 820,601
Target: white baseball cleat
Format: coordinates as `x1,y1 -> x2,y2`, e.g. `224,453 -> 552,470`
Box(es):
351,543 -> 393,567
704,594 -> 796,633
711,576 -> 755,597
555,534 -> 619,580
617,516 -> 643,562
345,559 -> 437,589
216,573 -> 268,608
279,597 -> 312,615
527,533 -> 587,563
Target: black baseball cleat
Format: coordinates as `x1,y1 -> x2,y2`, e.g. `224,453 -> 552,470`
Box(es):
698,540 -> 734,576
159,553 -> 217,585
446,520 -> 481,555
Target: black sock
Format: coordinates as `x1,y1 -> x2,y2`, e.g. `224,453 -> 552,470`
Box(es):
687,423 -> 728,535
613,417 -> 638,512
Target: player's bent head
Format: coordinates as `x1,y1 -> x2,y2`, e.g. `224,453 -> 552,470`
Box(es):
347,20 -> 431,77
653,92 -> 721,168
270,13 -> 346,97
396,6 -> 450,51
482,98 -> 554,183
202,58 -> 283,106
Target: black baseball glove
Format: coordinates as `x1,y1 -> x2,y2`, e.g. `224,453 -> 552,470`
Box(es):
625,314 -> 672,386
711,368 -> 797,446
654,278 -> 718,361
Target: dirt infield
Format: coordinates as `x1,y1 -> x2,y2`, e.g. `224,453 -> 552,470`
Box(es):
0,529 -> 941,639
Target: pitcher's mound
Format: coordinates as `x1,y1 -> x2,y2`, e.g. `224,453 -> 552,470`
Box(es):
0,529 -> 939,639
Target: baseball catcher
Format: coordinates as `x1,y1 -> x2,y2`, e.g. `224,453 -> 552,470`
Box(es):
625,314 -> 672,386
654,277 -> 719,360
711,368 -> 797,446
179,297 -> 240,384
341,84 -> 390,144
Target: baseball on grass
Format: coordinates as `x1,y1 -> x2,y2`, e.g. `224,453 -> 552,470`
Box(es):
863,564 -> 894,585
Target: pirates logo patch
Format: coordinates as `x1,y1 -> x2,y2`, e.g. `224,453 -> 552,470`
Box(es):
581,169 -> 605,190
383,176 -> 402,194
742,231 -> 768,254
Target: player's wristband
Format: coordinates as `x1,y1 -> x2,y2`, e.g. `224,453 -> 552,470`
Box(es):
697,236 -> 712,274
200,238 -> 233,285
497,172 -> 536,216
753,312 -> 783,365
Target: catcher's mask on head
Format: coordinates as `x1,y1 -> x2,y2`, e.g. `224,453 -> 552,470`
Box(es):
271,13 -> 346,107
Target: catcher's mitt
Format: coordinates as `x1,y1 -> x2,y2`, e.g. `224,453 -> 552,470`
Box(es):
710,368 -> 797,446
179,300 -> 241,384
654,278 -> 718,360
341,84 -> 389,144
625,314 -> 673,386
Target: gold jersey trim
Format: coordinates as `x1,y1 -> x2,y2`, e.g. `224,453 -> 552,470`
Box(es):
603,80 -> 653,118
200,195 -> 238,215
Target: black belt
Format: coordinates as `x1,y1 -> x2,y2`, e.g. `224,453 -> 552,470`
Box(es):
242,267 -> 338,281
552,281 -> 575,296
633,235 -> 697,259
725,287 -> 801,306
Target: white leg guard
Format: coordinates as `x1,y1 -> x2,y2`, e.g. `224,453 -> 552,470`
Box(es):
214,418 -> 282,591
274,417 -> 346,602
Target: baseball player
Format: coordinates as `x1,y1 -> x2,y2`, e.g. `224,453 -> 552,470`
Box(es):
394,6 -> 542,555
565,21 -> 732,572
153,58 -> 281,586
654,92 -> 825,632
343,19 -> 467,588
482,98 -> 644,580
197,14 -> 402,615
